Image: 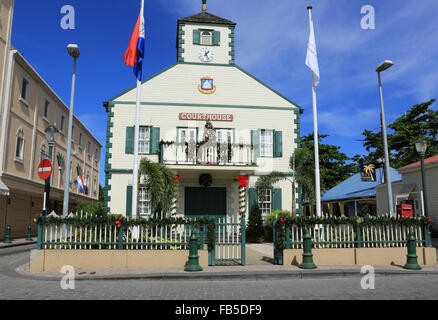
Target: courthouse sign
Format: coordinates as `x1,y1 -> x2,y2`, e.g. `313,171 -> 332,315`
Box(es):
179,113 -> 233,122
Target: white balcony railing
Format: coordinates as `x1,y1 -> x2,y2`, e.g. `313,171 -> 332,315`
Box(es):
159,142 -> 256,166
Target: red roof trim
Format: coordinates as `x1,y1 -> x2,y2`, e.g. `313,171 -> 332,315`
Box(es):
400,154 -> 438,170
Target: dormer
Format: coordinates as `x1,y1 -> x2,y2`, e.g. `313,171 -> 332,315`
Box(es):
176,1 -> 236,65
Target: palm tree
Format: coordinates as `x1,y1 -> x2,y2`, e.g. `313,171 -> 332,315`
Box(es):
138,158 -> 177,218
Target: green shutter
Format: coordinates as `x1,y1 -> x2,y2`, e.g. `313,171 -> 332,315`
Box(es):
125,126 -> 134,154
193,29 -> 200,44
272,188 -> 282,211
274,131 -> 283,158
249,188 -> 257,210
251,130 -> 260,158
212,31 -> 220,45
150,127 -> 160,154
126,185 -> 133,216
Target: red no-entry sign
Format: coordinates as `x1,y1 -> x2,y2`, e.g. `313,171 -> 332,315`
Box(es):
38,159 -> 53,180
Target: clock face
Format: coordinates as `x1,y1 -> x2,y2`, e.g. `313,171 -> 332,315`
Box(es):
199,47 -> 214,62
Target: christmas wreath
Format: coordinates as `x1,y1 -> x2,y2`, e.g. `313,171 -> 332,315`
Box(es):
199,174 -> 213,187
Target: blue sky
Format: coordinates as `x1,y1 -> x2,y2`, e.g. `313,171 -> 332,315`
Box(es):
11,0 -> 438,186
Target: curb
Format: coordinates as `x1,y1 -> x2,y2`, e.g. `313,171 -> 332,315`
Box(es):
16,268 -> 438,282
0,241 -> 36,250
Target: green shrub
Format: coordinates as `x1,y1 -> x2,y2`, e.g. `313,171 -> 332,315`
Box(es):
263,210 -> 292,242
75,202 -> 107,217
246,204 -> 264,240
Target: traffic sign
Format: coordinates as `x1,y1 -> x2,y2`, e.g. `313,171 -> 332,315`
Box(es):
38,159 -> 53,180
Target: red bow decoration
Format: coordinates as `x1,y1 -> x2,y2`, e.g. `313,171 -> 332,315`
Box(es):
116,216 -> 123,229
239,211 -> 243,216
174,175 -> 181,186
175,199 -> 179,203
280,218 -> 287,224
427,217 -> 432,222
237,175 -> 249,188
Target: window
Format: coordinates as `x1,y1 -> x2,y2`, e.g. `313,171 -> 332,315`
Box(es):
72,126 -> 75,142
43,100 -> 50,119
15,128 -> 24,161
201,30 -> 212,45
88,141 -> 91,155
95,148 -> 98,162
21,77 -> 29,101
60,115 -> 65,132
260,130 -> 273,157
259,189 -> 272,217
139,187 -> 151,215
139,126 -> 150,154
79,132 -> 82,148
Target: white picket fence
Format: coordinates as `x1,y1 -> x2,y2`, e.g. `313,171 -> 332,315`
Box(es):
39,212 -> 202,250
288,213 -> 426,249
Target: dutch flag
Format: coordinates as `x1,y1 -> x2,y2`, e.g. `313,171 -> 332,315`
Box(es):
74,176 -> 85,194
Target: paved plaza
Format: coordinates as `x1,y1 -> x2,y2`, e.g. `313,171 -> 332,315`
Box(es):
1,244 -> 438,300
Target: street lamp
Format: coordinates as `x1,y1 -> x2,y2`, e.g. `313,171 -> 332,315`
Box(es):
43,125 -> 59,215
376,60 -> 394,216
415,141 -> 429,217
416,140 -> 431,247
63,44 -> 80,217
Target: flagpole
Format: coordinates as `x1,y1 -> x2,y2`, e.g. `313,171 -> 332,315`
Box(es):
307,6 -> 322,217
131,0 -> 144,219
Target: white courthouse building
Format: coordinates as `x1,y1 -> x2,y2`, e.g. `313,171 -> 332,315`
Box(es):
103,5 -> 302,220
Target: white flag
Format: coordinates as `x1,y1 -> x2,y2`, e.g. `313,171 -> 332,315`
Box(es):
305,18 -> 320,87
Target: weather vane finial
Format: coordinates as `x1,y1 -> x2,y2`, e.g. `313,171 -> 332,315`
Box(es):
202,0 -> 207,12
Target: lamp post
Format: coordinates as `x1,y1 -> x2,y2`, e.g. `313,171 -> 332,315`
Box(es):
63,44 -> 80,217
44,125 -> 59,215
415,141 -> 429,218
376,60 -> 394,216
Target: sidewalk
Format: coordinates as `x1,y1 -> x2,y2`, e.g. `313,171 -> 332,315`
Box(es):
16,262 -> 438,282
0,237 -> 37,249
14,241 -> 438,281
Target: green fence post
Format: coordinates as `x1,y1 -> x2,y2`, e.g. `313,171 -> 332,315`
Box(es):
241,213 -> 246,266
26,226 -> 33,241
37,224 -> 43,249
118,225 -> 124,250
185,232 -> 203,272
356,224 -> 362,248
424,225 -> 431,248
3,225 -> 11,244
286,226 -> 291,249
299,229 -> 317,269
404,232 -> 422,270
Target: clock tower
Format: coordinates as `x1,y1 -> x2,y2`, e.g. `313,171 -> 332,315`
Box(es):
176,0 -> 236,65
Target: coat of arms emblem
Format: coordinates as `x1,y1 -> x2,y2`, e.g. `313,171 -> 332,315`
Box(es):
198,77 -> 216,94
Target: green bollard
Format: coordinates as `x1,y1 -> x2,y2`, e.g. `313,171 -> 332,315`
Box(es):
26,226 -> 32,241
3,225 -> 11,244
299,229 -> 317,269
185,232 -> 203,272
403,232 -> 422,270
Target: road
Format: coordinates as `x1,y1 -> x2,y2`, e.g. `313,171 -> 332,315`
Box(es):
0,245 -> 437,300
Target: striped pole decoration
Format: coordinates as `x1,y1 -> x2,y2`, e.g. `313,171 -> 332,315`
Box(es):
237,175 -> 249,217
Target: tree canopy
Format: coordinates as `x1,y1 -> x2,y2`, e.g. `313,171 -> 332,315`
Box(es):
354,99 -> 438,168
297,134 -> 358,203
